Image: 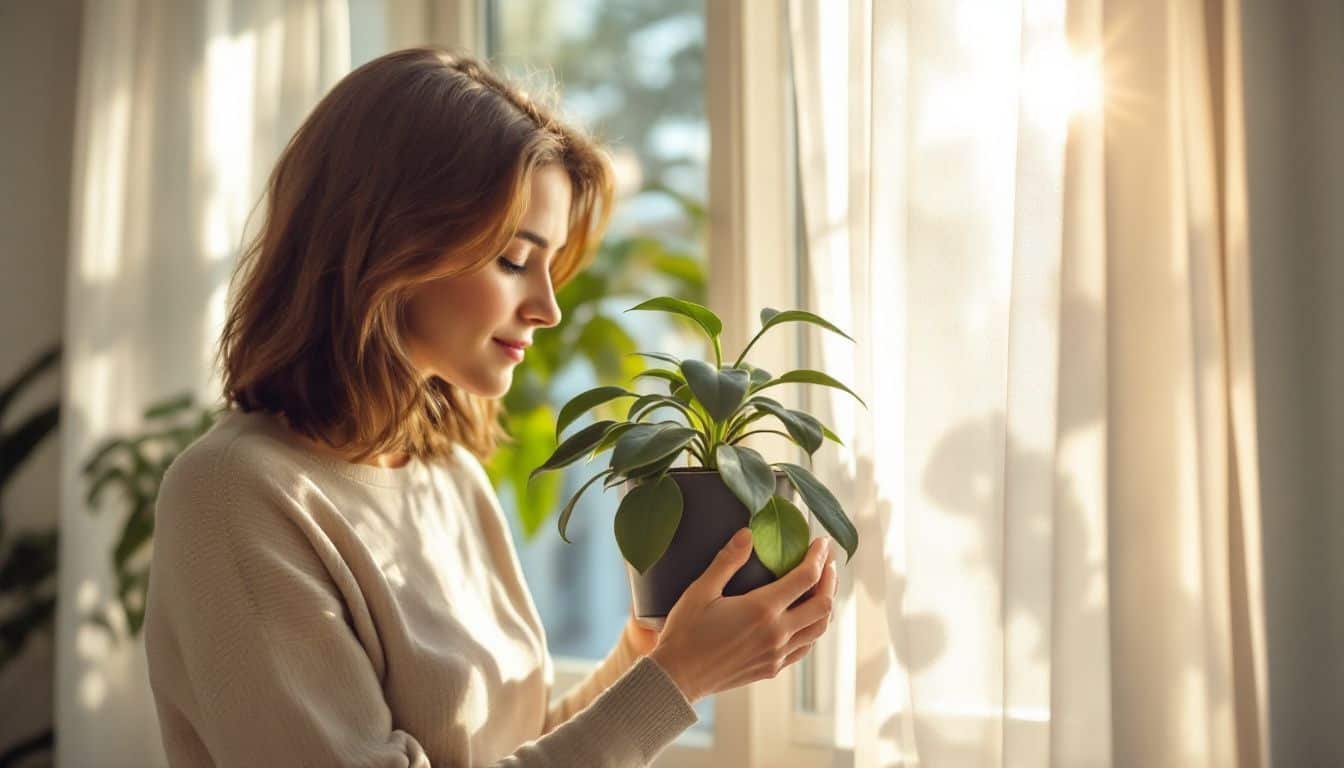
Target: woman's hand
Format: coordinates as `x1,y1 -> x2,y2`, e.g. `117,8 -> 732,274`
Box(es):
648,528 -> 839,704
621,613 -> 660,657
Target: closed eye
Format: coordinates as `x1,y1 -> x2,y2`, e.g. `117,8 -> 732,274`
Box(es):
496,256 -> 527,275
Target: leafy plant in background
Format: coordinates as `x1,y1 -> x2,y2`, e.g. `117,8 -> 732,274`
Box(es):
529,297 -> 864,577
0,344 -> 61,767
0,345 -> 61,669
485,184 -> 709,538
81,394 -> 223,638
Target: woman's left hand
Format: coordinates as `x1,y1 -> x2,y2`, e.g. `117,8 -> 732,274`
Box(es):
621,613 -> 660,657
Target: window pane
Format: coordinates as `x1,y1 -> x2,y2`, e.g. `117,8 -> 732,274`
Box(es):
484,0 -> 715,738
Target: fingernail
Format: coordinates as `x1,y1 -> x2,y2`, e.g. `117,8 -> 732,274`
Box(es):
735,528 -> 751,547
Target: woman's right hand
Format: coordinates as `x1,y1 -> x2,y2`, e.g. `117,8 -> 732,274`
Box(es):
648,528 -> 839,703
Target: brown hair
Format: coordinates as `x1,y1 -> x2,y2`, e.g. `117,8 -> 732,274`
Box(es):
217,48 -> 614,465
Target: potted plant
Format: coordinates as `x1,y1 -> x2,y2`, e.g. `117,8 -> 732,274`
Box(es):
529,297 -> 863,628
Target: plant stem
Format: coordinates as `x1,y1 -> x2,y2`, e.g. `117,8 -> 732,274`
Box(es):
730,429 -> 794,445
732,326 -> 768,368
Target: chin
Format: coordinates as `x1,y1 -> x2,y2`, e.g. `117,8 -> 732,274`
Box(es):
458,372 -> 513,400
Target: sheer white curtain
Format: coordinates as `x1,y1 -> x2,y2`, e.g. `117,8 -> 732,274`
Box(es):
57,1 -> 349,764
790,0 -> 1269,765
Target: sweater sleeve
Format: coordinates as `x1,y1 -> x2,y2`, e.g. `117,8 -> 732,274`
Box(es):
542,628 -> 641,733
145,448 -> 697,768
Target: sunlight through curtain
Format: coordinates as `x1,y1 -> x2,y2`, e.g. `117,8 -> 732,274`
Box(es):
789,0 -> 1269,765
57,1 -> 349,764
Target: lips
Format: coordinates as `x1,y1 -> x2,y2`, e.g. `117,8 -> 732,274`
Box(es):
493,338 -> 527,361
493,338 -> 529,350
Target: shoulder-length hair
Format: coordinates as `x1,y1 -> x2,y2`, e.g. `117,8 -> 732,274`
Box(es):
218,48 -> 613,465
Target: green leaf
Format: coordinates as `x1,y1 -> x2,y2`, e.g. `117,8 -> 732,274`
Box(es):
714,444 -> 776,515
629,351 -> 682,367
776,462 -> 858,563
745,365 -> 773,390
749,495 -> 812,577
626,297 -> 722,345
589,422 -> 639,459
754,369 -> 867,409
626,393 -> 665,421
624,448 -> 684,480
631,368 -> 685,389
679,360 -> 749,424
736,308 -> 855,367
530,420 -> 616,481
556,386 -> 636,439
759,309 -> 854,343
649,252 -> 705,292
557,468 -> 614,543
747,397 -> 823,455
610,422 -> 698,475
113,506 -> 154,570
615,475 -> 684,574
143,394 -> 195,421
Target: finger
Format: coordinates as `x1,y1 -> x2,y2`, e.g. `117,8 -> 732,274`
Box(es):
787,610 -> 832,651
688,527 -> 754,600
757,538 -> 829,611
782,641 -> 815,668
782,560 -> 836,632
788,553 -> 837,608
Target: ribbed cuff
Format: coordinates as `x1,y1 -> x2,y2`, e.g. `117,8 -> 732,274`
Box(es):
569,655 -> 699,765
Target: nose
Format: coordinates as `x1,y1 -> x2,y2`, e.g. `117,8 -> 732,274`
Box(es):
522,272 -> 562,329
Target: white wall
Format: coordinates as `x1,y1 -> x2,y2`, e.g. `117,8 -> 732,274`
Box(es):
0,0 -> 81,760
1241,0 -> 1344,763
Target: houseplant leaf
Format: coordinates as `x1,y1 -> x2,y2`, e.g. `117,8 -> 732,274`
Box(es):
753,369 -> 867,409
589,422 -> 638,459
555,386 -> 636,439
749,495 -> 811,577
626,297 -> 722,346
629,351 -> 682,367
734,308 -> 856,367
632,368 -> 686,391
714,444 -> 775,514
530,420 -> 616,481
776,462 -> 858,563
615,475 -> 683,574
610,422 -> 698,475
679,360 -> 749,424
557,468 -> 614,543
745,397 -> 823,455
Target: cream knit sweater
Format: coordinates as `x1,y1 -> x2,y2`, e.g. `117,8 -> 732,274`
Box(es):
143,408 -> 698,766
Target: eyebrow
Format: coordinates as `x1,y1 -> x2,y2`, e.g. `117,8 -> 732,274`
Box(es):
516,229 -> 567,254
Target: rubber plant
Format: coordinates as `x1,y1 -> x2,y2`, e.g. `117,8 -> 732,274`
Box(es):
529,296 -> 864,577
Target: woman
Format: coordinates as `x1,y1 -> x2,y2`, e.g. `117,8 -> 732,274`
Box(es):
143,48 -> 838,767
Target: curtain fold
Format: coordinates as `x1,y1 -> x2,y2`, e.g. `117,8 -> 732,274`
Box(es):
789,0 -> 1269,765
56,1 -> 348,764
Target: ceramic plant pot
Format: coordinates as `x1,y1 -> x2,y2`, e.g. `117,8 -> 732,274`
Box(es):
624,467 -> 816,629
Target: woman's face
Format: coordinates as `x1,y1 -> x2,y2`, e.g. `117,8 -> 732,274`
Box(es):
403,164 -> 570,398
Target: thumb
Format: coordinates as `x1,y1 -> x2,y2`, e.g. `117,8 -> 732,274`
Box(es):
689,527 -> 754,600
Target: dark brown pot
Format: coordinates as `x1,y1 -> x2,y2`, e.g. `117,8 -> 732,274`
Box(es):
624,467 -> 815,629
